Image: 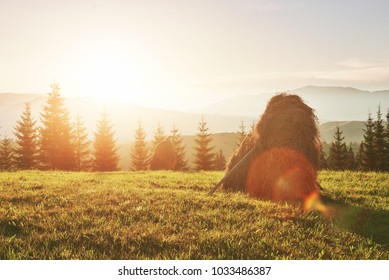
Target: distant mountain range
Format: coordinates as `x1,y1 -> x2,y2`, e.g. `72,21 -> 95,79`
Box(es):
0,86 -> 385,169
199,86 -> 389,121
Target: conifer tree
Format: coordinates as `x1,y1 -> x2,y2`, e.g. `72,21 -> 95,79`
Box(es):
193,117 -> 215,171
328,125 -> 348,170
0,136 -> 14,170
356,141 -> 365,170
151,123 -> 166,151
236,120 -> 246,146
346,144 -> 356,170
213,149 -> 226,170
93,112 -> 119,171
170,125 -> 188,171
318,142 -> 328,169
250,119 -> 257,132
361,112 -> 376,171
130,121 -> 149,171
385,110 -> 389,171
73,114 -> 91,171
13,102 -> 39,169
373,105 -> 386,171
40,83 -> 75,170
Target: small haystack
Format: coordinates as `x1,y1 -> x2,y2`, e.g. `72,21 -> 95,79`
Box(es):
223,93 -> 322,203
149,139 -> 176,170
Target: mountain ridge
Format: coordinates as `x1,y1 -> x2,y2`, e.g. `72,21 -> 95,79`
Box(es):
0,89 -> 375,169
0,86 -> 384,144
200,86 -> 389,121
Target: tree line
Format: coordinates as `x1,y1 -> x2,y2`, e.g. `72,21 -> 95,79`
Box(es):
1,84 -> 388,173
321,105 -> 389,171
0,84 -> 226,172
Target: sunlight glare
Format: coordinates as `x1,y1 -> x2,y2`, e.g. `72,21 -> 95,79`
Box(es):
76,50 -> 142,103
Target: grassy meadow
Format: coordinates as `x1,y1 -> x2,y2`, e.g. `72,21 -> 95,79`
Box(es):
0,170 -> 388,260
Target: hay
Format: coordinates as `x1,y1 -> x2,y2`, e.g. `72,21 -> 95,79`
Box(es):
223,93 -> 321,203
254,93 -> 320,168
246,147 -> 318,202
223,131 -> 258,192
149,139 -> 176,170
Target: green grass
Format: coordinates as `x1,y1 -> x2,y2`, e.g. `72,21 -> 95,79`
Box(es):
0,170 -> 388,260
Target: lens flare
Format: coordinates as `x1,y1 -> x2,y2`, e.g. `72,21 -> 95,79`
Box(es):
246,147 -> 317,202
304,191 -> 336,218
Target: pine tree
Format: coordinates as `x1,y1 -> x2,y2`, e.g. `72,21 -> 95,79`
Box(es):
93,112 -> 119,171
0,136 -> 14,170
151,123 -> 166,151
250,119 -> 257,132
193,117 -> 215,171
170,125 -> 188,171
356,141 -> 365,170
318,142 -> 328,169
385,110 -> 389,171
346,144 -> 356,170
13,102 -> 39,169
213,149 -> 226,170
40,83 -> 75,170
361,112 -> 376,171
328,125 -> 348,170
73,114 -> 91,171
236,120 -> 246,146
373,105 -> 386,171
130,121 -> 149,171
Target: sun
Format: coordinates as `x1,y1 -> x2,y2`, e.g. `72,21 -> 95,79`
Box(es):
69,46 -> 181,108
75,50 -> 144,103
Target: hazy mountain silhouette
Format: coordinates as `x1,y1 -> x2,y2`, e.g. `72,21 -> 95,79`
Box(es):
0,93 -> 254,142
200,86 -> 389,121
0,89 -> 375,169
0,87 -> 379,144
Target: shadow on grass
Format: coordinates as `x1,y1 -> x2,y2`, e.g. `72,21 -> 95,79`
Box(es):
321,195 -> 389,248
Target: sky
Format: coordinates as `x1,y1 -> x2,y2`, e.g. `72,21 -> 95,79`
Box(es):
1,0 -> 389,109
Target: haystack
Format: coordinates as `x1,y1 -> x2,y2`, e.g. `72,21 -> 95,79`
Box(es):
246,147 -> 318,201
223,93 -> 321,203
223,131 -> 258,192
149,139 -> 176,170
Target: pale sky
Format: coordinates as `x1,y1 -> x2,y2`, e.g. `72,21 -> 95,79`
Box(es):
1,0 -> 389,109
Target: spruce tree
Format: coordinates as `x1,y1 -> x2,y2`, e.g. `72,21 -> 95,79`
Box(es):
93,112 -> 119,171
213,149 -> 226,170
236,120 -> 246,146
13,102 -> 39,169
0,136 -> 14,170
361,112 -> 376,171
73,114 -> 91,171
356,141 -> 365,170
346,144 -> 356,170
328,125 -> 348,170
40,83 -> 75,170
250,119 -> 257,132
318,142 -> 328,169
130,121 -> 149,171
385,110 -> 389,171
151,123 -> 166,151
373,105 -> 386,171
170,125 -> 188,171
193,117 -> 215,171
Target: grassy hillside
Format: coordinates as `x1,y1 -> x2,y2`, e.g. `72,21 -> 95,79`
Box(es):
0,170 -> 388,260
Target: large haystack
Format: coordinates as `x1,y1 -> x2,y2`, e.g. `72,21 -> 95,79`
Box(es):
223,93 -> 321,203
223,131 -> 258,192
246,147 -> 318,202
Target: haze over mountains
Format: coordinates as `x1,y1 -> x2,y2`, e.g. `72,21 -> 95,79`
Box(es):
200,86 -> 389,122
0,86 -> 388,145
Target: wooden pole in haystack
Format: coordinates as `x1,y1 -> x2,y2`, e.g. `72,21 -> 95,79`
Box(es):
208,147 -> 257,195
